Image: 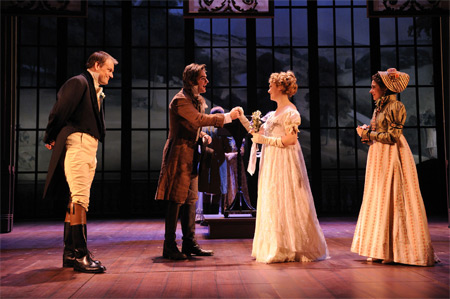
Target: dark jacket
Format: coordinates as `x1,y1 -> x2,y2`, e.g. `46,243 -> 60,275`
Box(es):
42,71 -> 105,200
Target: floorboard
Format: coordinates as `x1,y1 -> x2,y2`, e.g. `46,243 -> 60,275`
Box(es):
1,217 -> 448,298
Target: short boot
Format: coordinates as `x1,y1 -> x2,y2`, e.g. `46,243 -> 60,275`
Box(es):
163,201 -> 187,260
72,224 -> 106,273
181,203 -> 213,257
63,222 -> 75,267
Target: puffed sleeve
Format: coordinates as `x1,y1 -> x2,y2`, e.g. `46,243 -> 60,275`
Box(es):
361,101 -> 406,144
284,110 -> 301,135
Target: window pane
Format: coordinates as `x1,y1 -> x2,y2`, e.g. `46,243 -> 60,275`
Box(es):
195,47 -> 211,67
292,9 -> 308,47
150,49 -> 167,85
87,7 -> 103,46
399,47 -> 415,85
212,19 -> 228,47
321,129 -> 337,168
19,47 -> 38,87
416,17 -> 433,45
168,9 -> 184,47
40,47 -> 57,87
150,131 -> 166,171
106,8 -> 121,46
40,18 -> 57,45
256,48 -> 273,87
380,47 -> 397,71
211,88 -> 229,109
132,8 -> 148,47
380,18 -> 396,46
296,88 -> 310,124
355,88 -> 373,126
231,88 -> 247,111
231,48 -> 247,86
256,18 -> 272,46
401,88 -> 417,126
293,48 -> 308,86
318,8 -> 333,46
320,88 -> 336,126
150,9 -> 167,46
195,19 -> 211,47
67,18 -> 85,46
168,49 -> 184,88
20,17 -> 38,45
339,129 -> 355,168
398,18 -> 414,45
38,131 -> 50,172
336,8 -> 351,46
105,89 -> 121,129
132,131 -> 148,171
230,19 -> 246,47
274,9 -> 290,46
132,89 -> 148,129
403,128 -> 419,163
336,48 -> 352,86
319,48 -> 335,86
417,47 -> 433,85
19,89 -> 36,128
39,89 -> 56,128
337,88 -> 354,127
150,89 -> 167,128
355,48 -> 371,86
67,47 -> 85,78
421,128 -> 437,161
353,8 -> 369,45
104,131 -> 121,171
212,48 -> 229,86
419,87 -> 435,126
18,131 -> 36,171
274,48 -> 290,71
132,49 -> 148,87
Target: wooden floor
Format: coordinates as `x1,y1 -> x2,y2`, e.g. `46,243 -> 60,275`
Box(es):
1,217 -> 449,298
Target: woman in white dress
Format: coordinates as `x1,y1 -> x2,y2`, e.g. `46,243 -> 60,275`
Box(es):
351,68 -> 436,266
250,71 -> 329,263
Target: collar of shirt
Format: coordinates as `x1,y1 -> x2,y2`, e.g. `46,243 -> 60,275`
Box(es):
87,69 -> 102,94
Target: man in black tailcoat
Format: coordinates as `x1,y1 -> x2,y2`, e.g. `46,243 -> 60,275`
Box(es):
43,51 -> 118,273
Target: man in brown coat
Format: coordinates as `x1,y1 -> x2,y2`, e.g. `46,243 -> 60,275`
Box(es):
155,63 -> 241,260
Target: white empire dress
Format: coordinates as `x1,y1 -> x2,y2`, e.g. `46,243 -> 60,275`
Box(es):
251,108 -> 329,263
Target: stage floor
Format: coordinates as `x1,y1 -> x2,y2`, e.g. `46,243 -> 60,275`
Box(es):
1,217 -> 448,298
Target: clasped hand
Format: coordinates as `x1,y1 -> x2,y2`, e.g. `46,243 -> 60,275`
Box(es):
356,124 -> 369,137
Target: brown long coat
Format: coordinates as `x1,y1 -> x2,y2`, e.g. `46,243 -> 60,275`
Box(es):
155,89 -> 225,203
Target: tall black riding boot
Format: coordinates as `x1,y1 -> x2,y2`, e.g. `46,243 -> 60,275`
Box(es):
71,203 -> 106,273
63,202 -> 75,267
181,203 -> 213,256
63,222 -> 75,267
163,201 -> 187,260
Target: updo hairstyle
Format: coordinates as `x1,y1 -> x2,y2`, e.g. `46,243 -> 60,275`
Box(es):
269,70 -> 298,98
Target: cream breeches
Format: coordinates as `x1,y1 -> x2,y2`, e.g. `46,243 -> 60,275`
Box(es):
64,132 -> 98,211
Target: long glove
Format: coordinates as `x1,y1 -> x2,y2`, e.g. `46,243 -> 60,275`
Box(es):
236,107 -> 251,132
251,133 -> 285,148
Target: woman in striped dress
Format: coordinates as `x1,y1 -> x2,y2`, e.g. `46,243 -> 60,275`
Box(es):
351,68 -> 437,266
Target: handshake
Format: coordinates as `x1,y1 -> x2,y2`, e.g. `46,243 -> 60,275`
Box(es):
230,106 -> 244,120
